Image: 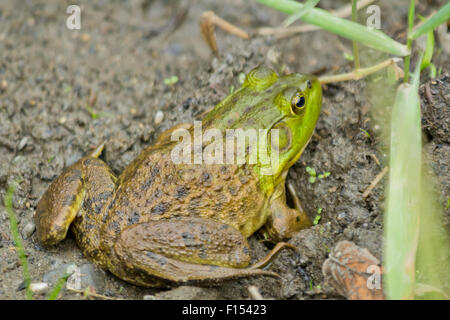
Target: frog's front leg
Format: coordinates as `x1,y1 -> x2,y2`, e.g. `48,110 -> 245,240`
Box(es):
113,217 -> 281,286
35,144 -> 116,247
264,182 -> 312,241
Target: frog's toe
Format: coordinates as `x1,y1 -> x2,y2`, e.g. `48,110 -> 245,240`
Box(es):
35,166 -> 85,245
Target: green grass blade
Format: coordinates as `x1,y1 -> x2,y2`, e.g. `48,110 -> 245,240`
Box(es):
409,3 -> 450,40
384,55 -> 423,299
47,273 -> 71,300
282,0 -> 320,27
420,26 -> 435,72
4,179 -> 33,300
255,0 -> 410,56
404,0 -> 415,83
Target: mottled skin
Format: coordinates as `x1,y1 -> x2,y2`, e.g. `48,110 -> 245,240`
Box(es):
35,66 -> 322,287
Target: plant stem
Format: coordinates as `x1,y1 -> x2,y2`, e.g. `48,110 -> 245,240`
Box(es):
352,0 -> 360,70
319,58 -> 402,84
4,179 -> 33,300
404,0 -> 415,83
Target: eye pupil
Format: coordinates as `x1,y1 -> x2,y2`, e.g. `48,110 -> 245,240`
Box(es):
296,96 -> 305,108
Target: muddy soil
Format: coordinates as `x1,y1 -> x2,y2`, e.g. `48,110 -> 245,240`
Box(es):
0,0 -> 448,300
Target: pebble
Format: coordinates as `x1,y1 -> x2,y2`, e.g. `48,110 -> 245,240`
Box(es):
154,110 -> 164,125
66,264 -> 106,292
21,221 -> 36,239
17,136 -> 29,151
30,282 -> 49,293
43,263 -> 77,285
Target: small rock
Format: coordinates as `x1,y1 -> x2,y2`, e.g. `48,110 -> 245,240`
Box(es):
154,110 -> 164,125
0,79 -> 7,90
66,264 -> 106,292
153,286 -> 222,300
17,136 -> 29,151
43,263 -> 77,285
143,295 -> 156,300
21,221 -> 36,239
30,282 -> 49,293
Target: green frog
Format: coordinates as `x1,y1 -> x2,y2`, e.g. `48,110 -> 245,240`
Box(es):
35,66 -> 322,287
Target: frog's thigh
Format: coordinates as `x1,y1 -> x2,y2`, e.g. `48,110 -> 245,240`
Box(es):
35,152 -> 116,245
113,217 -> 276,282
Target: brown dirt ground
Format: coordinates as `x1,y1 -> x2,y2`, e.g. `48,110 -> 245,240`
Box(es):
0,0 -> 448,299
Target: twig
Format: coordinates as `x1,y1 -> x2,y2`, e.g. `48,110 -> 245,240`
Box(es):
248,286 -> 265,300
319,58 -> 403,84
200,11 -> 249,54
67,287 -> 123,300
362,166 -> 389,198
257,0 -> 377,38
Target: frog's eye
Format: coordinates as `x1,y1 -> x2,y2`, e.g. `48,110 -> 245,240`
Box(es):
291,91 -> 306,115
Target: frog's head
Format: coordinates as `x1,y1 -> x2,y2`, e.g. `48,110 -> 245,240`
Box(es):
204,66 -> 322,192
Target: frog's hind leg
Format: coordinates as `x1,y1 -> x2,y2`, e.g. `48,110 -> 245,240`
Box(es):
35,143 -> 116,247
112,217 -> 280,286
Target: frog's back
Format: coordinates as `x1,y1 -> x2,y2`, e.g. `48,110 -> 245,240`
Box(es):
100,144 -> 268,248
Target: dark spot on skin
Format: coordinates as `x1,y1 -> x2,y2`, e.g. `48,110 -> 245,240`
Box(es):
92,200 -> 103,214
228,186 -> 238,196
174,186 -> 189,200
107,198 -> 116,210
239,175 -> 249,185
98,191 -> 113,201
115,210 -> 125,217
128,211 -> 140,225
146,251 -> 167,266
199,225 -> 209,241
151,202 -> 168,215
246,119 -> 256,126
220,224 -> 229,231
181,232 -> 194,240
232,96 -> 239,104
296,216 -> 300,222
244,105 -> 252,113
198,249 -> 208,260
84,223 -> 94,231
64,169 -> 81,183
141,165 -> 160,191
227,119 -> 233,125
201,172 -> 211,186
108,220 -> 120,234
63,194 -> 77,206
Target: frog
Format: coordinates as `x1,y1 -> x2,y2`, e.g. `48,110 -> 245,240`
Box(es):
34,66 -> 322,287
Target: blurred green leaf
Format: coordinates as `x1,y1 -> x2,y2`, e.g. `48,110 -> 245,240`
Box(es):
282,0 -> 320,27
255,0 -> 410,56
409,3 -> 450,40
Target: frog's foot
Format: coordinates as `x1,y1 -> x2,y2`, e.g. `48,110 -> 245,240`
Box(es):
113,217 -> 279,286
35,144 -> 116,246
264,183 -> 312,242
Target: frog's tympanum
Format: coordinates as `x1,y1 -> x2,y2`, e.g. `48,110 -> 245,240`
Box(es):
35,66 -> 322,287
